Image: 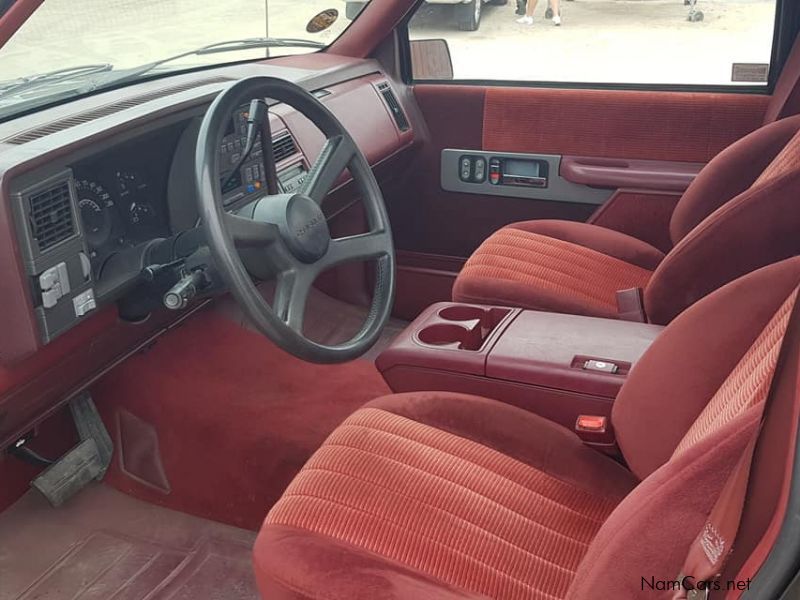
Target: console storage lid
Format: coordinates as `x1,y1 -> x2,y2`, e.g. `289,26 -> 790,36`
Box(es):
486,311 -> 663,398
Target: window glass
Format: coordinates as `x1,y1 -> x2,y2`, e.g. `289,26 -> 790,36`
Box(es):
407,0 -> 778,86
0,1 -> 363,119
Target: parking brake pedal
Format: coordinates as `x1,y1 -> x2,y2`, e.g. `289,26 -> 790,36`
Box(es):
32,393 -> 112,507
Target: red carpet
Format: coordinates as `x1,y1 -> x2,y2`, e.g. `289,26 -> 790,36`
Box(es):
92,306 -> 390,531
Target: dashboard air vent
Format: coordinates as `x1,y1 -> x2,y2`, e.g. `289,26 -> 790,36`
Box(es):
376,81 -> 409,132
272,133 -> 298,163
5,76 -> 232,145
27,180 -> 76,252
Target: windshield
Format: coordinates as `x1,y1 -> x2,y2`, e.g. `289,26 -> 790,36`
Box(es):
0,0 -> 366,119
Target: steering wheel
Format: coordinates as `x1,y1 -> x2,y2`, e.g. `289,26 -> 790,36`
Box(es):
195,77 -> 396,364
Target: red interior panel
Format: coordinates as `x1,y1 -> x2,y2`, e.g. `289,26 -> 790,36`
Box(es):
483,87 -> 768,162
0,306 -> 192,449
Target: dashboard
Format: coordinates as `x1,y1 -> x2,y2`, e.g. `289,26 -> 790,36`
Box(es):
0,61 -> 413,367
0,58 -> 416,449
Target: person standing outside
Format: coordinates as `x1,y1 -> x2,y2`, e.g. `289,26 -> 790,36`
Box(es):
516,0 -> 561,25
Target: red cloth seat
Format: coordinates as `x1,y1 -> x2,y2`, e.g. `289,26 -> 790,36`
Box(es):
257,394 -> 636,600
453,114 -> 800,324
452,220 -> 660,318
254,258 -> 800,599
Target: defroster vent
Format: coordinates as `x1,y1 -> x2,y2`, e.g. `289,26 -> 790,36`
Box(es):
28,180 -> 76,252
272,133 -> 298,163
377,82 -> 410,132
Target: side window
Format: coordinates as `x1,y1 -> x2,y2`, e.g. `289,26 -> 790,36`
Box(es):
406,0 -> 778,87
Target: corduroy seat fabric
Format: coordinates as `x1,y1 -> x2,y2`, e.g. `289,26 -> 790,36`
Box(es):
260,400 -> 635,600
453,114 -> 800,324
453,223 -> 657,318
254,258 -> 800,600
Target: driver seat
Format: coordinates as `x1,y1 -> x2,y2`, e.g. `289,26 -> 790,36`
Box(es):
453,114 -> 800,324
254,257 -> 800,599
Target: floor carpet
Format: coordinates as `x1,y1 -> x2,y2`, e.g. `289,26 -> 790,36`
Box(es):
92,290 -> 399,530
0,485 -> 258,600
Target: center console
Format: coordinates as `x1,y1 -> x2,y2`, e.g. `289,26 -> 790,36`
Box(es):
376,303 -> 663,448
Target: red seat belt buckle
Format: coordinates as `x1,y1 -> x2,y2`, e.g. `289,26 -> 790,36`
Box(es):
576,415 -> 607,433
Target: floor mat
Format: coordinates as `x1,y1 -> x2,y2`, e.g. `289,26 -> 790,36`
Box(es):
0,485 -> 257,600
92,290 -> 399,530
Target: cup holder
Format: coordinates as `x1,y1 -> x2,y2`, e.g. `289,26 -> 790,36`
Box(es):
417,323 -> 483,351
438,305 -> 511,331
416,305 -> 513,351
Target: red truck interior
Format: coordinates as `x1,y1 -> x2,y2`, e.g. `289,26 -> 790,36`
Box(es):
1,0 -> 800,598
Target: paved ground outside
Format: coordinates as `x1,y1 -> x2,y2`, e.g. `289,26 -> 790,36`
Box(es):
0,0 -> 777,87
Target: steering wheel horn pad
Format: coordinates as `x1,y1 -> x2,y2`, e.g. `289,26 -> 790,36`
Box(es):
283,194 -> 330,263
251,192 -> 331,263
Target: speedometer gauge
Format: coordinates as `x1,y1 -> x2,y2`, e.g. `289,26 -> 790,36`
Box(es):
75,179 -> 115,249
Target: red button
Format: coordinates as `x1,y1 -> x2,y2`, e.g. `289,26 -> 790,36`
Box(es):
575,415 -> 607,433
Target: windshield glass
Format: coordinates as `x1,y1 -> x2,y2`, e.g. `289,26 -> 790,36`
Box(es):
0,0 -> 366,119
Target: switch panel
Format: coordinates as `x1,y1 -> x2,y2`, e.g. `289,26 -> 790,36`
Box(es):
39,262 -> 71,309
441,149 -> 613,205
458,155 -> 488,184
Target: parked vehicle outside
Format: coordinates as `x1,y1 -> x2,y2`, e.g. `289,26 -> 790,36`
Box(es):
346,0 -> 507,31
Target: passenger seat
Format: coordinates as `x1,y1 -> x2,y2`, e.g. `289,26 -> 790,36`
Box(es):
453,114 -> 800,324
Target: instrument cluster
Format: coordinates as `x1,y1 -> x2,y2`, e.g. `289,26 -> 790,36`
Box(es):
72,126 -> 181,272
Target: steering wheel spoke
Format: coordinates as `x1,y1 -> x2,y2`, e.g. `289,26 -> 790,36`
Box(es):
273,266 -> 316,332
224,211 -> 278,247
301,135 -> 356,204
324,230 -> 391,269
